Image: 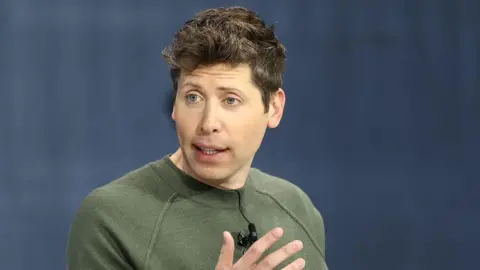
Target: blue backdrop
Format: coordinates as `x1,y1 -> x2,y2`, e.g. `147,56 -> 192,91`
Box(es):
1,0 -> 479,269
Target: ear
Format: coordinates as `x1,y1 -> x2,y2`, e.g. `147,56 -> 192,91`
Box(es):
171,105 -> 176,121
170,90 -> 178,121
267,88 -> 286,129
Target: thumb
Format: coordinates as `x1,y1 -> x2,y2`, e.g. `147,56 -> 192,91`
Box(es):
215,231 -> 235,270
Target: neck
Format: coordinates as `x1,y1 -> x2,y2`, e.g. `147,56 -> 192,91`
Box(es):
169,148 -> 251,190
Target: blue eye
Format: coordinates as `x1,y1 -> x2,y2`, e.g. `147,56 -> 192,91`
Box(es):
186,94 -> 199,103
225,97 -> 239,105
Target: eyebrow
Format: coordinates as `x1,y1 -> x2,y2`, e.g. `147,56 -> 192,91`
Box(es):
181,82 -> 242,92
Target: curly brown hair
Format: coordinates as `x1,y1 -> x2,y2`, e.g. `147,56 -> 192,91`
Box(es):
162,6 -> 287,112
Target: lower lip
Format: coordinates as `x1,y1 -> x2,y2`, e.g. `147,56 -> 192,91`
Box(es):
193,145 -> 228,163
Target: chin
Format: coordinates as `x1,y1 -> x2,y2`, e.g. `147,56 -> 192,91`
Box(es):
189,161 -> 231,181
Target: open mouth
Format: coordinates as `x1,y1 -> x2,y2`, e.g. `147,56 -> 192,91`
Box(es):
193,144 -> 228,155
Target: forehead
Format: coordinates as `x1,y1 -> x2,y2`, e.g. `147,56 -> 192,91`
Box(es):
179,64 -> 255,88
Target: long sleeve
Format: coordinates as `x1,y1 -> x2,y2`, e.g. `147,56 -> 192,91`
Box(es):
294,187 -> 328,268
311,206 -> 328,269
66,191 -> 134,270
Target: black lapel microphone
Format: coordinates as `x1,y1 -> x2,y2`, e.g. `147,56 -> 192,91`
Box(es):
235,191 -> 258,251
247,223 -> 258,242
237,223 -> 258,248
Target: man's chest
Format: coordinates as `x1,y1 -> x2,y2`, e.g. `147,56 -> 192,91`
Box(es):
142,207 -> 325,269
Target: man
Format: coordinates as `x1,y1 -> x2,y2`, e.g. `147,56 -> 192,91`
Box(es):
67,6 -> 328,270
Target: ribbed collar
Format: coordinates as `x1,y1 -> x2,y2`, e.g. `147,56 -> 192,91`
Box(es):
151,155 -> 257,209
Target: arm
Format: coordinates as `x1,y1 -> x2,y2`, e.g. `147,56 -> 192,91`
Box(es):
311,206 -> 326,258
66,189 -> 134,270
295,187 -> 328,268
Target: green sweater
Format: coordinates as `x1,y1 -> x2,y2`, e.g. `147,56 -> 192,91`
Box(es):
67,155 -> 328,269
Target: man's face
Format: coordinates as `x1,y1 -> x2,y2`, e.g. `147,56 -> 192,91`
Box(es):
171,63 -> 285,187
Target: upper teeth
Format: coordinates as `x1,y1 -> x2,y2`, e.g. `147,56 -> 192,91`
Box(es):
200,148 -> 217,154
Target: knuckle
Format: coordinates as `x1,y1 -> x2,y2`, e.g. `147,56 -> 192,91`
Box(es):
260,258 -> 275,268
250,244 -> 263,255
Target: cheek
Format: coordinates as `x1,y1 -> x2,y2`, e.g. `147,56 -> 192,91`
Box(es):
232,116 -> 268,150
174,113 -> 198,141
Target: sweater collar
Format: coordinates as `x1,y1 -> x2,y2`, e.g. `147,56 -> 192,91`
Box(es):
152,155 -> 256,209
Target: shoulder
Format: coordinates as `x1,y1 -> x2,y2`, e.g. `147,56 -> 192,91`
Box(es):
249,167 -> 317,212
71,161 -> 176,231
249,167 -> 326,256
67,162 -> 172,267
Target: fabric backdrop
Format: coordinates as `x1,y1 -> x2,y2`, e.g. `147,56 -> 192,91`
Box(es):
1,0 -> 478,269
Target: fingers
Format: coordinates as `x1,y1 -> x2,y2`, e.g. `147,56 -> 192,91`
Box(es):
256,240 -> 304,269
234,227 -> 284,268
280,258 -> 306,270
215,231 -> 235,270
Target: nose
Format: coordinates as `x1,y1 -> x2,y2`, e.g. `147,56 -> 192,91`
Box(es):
199,103 -> 221,134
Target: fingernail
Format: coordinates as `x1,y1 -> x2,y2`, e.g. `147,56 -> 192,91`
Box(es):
296,258 -> 306,268
223,231 -> 228,244
292,240 -> 303,251
273,227 -> 283,238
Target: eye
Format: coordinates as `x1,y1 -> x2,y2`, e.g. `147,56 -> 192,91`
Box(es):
186,93 -> 201,103
225,97 -> 240,106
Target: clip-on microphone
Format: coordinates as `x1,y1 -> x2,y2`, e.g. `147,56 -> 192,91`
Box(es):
237,223 -> 258,250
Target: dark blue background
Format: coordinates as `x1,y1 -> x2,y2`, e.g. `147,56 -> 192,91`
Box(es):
1,1 -> 479,269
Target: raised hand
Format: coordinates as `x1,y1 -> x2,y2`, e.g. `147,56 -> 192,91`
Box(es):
215,227 -> 305,270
